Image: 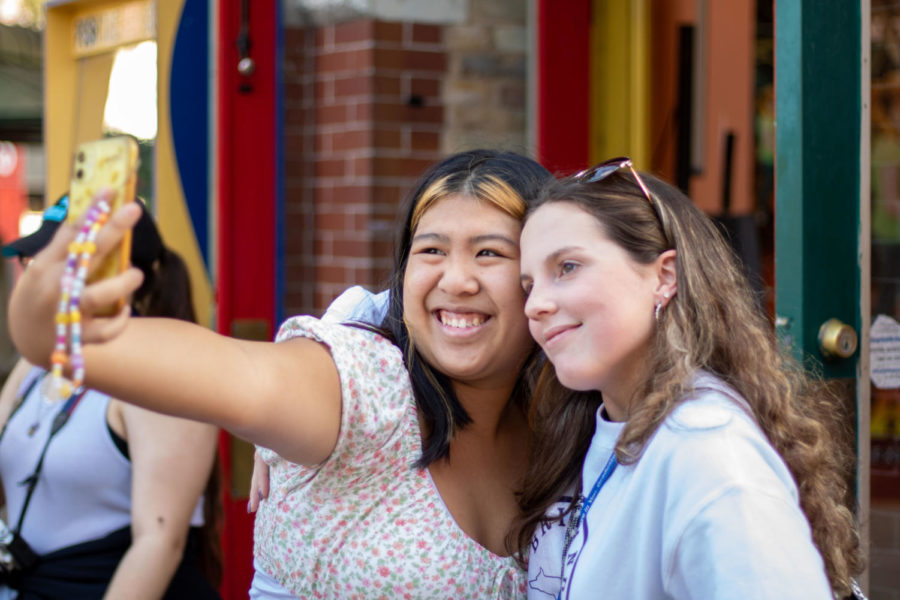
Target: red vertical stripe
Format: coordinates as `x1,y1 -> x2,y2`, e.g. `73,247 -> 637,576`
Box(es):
537,0 -> 591,175
216,1 -> 279,597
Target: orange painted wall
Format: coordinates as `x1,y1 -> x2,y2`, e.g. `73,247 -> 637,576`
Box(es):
649,0 -> 694,182
650,0 -> 756,216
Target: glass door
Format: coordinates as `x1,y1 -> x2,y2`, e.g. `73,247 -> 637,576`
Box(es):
870,2 -> 900,596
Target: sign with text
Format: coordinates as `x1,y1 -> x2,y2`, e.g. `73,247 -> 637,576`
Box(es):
73,0 -> 156,58
872,314 -> 900,389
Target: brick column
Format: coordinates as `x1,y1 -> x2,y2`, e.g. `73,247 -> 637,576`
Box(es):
282,19 -> 446,317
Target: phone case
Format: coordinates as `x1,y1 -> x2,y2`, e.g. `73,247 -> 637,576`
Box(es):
67,136 -> 140,315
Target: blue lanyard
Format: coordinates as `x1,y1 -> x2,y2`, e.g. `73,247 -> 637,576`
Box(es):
579,452 -> 618,523
557,452 -> 618,600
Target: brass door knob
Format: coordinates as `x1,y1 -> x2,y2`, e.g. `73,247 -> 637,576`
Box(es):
818,318 -> 858,359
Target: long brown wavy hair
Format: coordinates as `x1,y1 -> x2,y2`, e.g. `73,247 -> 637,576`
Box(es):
510,170 -> 862,596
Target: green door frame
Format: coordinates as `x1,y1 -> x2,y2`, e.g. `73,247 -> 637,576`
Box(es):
774,0 -> 870,580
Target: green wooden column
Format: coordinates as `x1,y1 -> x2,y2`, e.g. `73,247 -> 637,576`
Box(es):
775,0 -> 861,378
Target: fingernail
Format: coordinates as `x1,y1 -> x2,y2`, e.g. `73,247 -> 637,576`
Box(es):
246,501 -> 252,513
258,490 -> 263,501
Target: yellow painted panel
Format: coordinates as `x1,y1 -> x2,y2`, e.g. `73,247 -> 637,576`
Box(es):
72,53 -> 114,146
156,0 -> 214,328
45,3 -> 79,203
589,0 -> 650,168
45,0 -> 148,198
44,0 -> 213,327
629,0 -> 649,168
72,0 -> 155,57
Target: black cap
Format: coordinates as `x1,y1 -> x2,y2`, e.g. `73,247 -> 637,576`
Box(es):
2,194 -> 164,278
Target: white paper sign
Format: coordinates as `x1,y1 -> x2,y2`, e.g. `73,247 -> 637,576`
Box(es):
871,314 -> 900,389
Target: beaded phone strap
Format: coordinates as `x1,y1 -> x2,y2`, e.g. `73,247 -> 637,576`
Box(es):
49,200 -> 111,401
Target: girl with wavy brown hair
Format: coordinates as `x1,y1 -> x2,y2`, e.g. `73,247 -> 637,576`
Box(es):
515,160 -> 863,600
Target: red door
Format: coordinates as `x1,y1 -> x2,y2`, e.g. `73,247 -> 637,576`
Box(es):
216,1 -> 281,596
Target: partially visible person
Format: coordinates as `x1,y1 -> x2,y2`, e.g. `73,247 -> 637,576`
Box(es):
7,151 -> 554,599
0,195 -> 222,599
515,160 -> 863,599
0,258 -> 19,387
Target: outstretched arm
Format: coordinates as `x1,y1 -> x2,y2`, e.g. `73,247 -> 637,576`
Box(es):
83,322 -> 341,465
10,203 -> 342,466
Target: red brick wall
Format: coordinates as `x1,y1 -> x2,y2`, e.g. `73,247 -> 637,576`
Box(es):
282,19 -> 446,317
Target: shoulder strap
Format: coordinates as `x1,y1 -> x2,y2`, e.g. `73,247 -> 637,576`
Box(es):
14,386 -> 88,534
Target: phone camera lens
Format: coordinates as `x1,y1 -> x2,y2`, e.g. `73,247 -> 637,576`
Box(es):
77,152 -> 85,162
75,169 -> 83,180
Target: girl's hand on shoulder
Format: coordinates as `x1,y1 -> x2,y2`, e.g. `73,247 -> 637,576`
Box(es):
247,450 -> 270,513
9,200 -> 144,367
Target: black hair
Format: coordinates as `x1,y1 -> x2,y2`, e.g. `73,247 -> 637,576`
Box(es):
132,247 -> 196,322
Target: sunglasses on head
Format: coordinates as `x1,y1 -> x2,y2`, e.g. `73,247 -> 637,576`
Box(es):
574,156 -> 655,208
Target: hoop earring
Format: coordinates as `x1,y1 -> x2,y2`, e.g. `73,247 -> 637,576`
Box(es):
654,302 -> 662,323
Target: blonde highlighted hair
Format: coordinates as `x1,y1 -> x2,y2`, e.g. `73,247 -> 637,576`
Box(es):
411,173 -> 528,233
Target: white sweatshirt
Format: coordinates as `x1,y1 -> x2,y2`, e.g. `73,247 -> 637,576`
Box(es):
527,372 -> 832,600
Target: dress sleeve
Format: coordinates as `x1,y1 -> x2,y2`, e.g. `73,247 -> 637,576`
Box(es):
261,316 -> 417,485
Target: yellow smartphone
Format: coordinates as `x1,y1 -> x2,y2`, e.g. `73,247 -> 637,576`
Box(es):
67,136 -> 140,314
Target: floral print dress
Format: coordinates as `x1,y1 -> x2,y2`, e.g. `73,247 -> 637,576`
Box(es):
253,317 -> 526,599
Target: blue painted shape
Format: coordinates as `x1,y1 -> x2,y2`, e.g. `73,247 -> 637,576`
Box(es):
170,0 -> 210,272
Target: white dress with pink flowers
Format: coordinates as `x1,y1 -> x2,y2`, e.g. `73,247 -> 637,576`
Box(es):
252,316 -> 526,600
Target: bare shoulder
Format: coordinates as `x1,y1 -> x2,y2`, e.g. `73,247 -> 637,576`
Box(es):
117,404 -> 216,464
119,400 -> 219,441
0,358 -> 36,427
